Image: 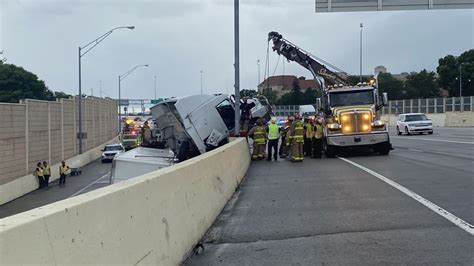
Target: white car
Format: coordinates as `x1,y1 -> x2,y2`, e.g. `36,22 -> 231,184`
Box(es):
101,144 -> 125,163
396,113 -> 433,135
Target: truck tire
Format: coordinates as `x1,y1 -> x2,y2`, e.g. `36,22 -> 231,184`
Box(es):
396,126 -> 401,135
324,140 -> 336,158
376,141 -> 390,155
177,141 -> 190,162
405,126 -> 410,135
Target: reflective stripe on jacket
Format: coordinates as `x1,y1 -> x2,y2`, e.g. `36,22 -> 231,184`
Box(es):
268,124 -> 279,140
293,121 -> 304,142
253,126 -> 266,144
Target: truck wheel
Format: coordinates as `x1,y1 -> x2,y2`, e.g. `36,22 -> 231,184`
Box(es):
324,140 -> 336,158
177,141 -> 190,162
376,142 -> 390,155
396,126 -> 401,135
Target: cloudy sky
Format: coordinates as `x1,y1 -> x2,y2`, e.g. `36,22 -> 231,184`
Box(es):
1,0 -> 473,100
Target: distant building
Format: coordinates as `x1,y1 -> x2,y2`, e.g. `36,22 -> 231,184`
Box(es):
257,75 -> 320,99
374,66 -> 409,81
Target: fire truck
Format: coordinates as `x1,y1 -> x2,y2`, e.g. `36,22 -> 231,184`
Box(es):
268,31 -> 392,157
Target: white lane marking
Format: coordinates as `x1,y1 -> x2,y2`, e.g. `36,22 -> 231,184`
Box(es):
392,136 -> 474,145
408,149 -> 423,152
69,172 -> 110,198
338,157 -> 474,236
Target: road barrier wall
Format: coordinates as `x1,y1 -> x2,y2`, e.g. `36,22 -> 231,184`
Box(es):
0,138 -> 250,265
0,97 -> 118,195
0,136 -> 119,205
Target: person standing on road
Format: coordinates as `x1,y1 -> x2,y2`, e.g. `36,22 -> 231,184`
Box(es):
248,118 -> 267,160
59,161 -> 70,187
266,117 -> 280,161
279,116 -> 293,158
303,118 -> 313,157
312,117 -> 324,158
290,115 -> 304,162
42,161 -> 51,188
34,162 -> 45,189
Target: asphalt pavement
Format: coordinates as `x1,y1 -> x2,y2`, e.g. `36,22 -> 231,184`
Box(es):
0,159 -> 112,218
186,127 -> 474,265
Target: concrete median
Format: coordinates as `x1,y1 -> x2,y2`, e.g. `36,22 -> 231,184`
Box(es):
0,136 -> 119,205
0,138 -> 250,265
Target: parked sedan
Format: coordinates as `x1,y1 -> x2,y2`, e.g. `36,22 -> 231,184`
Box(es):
396,113 -> 433,135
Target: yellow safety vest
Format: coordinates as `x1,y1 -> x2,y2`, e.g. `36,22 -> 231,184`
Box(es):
60,165 -> 69,175
305,123 -> 313,138
253,126 -> 266,144
268,124 -> 279,140
42,165 -> 50,175
314,124 -> 324,139
293,121 -> 304,143
35,167 -> 43,177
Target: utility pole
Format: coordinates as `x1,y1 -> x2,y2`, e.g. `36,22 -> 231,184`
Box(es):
154,75 -> 157,99
99,80 -> 102,97
234,0 -> 241,136
359,23 -> 363,83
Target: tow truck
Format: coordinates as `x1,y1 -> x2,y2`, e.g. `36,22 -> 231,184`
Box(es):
268,31 -> 392,157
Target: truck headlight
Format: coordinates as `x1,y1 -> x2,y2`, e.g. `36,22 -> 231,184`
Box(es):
372,120 -> 385,126
327,123 -> 341,129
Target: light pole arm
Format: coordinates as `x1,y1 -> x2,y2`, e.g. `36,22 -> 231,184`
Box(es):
119,64 -> 149,81
80,26 -> 134,57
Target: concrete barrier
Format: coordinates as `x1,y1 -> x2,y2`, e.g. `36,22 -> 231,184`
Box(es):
0,136 -> 119,205
0,138 -> 250,265
381,113 -> 474,127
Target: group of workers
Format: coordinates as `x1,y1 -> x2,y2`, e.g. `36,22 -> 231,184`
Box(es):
34,160 -> 70,189
248,114 -> 325,162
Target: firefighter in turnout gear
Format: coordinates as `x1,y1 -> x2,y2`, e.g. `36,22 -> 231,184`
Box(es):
312,117 -> 324,158
290,115 -> 304,162
279,116 -> 292,158
303,118 -> 313,157
248,118 -> 267,160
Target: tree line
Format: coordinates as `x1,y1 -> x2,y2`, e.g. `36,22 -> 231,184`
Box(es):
0,62 -> 71,103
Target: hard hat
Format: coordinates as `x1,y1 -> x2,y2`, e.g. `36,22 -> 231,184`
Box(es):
271,117 -> 277,123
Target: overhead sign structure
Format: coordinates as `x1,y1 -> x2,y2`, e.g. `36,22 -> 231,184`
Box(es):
315,0 -> 474,12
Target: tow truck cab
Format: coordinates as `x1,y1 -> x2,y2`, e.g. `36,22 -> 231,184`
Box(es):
316,86 -> 390,156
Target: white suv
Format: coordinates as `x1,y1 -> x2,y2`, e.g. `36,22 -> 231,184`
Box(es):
101,144 -> 125,163
396,113 -> 433,135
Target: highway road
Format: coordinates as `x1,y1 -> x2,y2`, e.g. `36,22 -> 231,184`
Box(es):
186,127 -> 474,265
0,159 -> 112,219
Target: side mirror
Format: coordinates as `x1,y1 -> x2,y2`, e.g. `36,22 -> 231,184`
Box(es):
315,98 -> 322,111
382,93 -> 388,106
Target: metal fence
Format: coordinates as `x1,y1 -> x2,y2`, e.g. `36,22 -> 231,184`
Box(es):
271,96 -> 474,117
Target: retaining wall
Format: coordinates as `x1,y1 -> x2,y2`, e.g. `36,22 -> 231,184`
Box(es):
0,138 -> 251,265
381,112 -> 474,127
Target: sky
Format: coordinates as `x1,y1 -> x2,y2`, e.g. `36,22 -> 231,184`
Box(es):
1,0 -> 473,100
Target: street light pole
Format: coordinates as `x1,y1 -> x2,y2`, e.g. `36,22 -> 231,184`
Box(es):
118,64 -> 149,132
257,59 -> 260,85
200,70 -> 203,94
459,63 -> 462,98
234,0 -> 241,136
78,26 -> 134,154
359,23 -> 363,83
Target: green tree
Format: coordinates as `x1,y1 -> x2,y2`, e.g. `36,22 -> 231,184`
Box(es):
240,89 -> 258,98
377,72 -> 405,100
261,89 -> 278,104
0,63 -> 54,103
405,69 -> 438,98
54,91 -> 72,99
301,88 -> 321,105
437,49 -> 474,96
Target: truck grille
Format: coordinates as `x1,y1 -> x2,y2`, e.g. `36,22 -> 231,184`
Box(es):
340,112 -> 372,134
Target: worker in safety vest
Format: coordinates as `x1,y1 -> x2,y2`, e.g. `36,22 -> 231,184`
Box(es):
34,162 -> 45,189
290,114 -> 304,162
280,116 -> 293,158
59,160 -> 70,187
303,118 -> 314,157
248,118 -> 267,160
42,161 -> 51,188
312,117 -> 324,158
266,117 -> 280,161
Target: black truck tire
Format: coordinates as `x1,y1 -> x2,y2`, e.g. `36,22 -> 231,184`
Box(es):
177,141 -> 190,162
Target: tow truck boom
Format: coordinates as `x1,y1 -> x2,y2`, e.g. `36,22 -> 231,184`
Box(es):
268,31 -> 348,90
